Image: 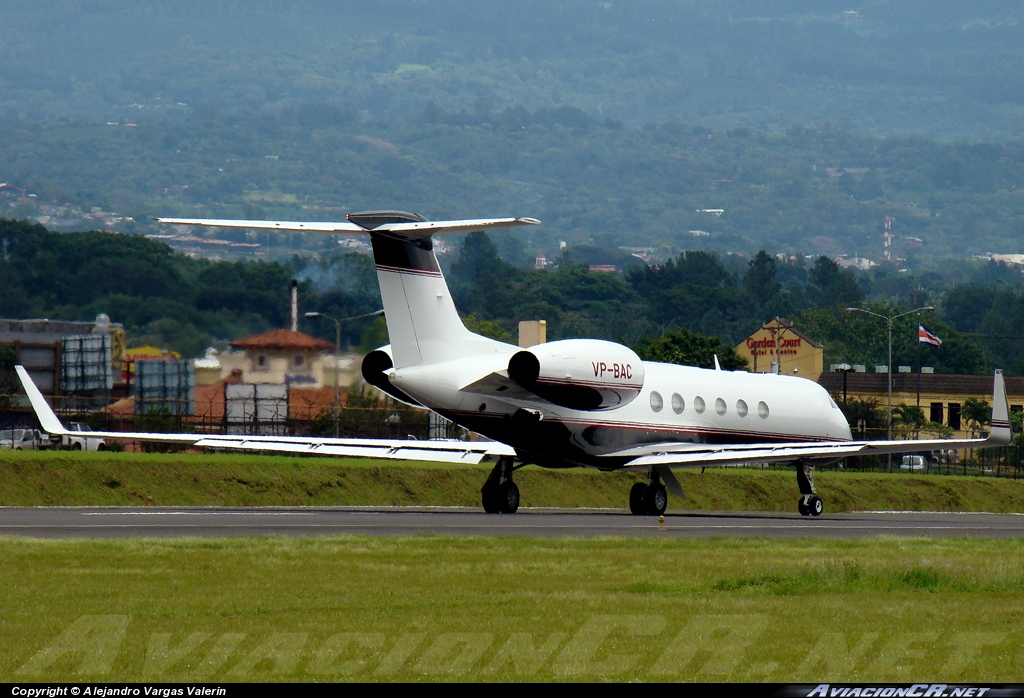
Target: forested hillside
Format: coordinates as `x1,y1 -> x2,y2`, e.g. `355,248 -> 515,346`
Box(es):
4,1 -> 1023,138
5,219 -> 1024,377
3,108 -> 1024,261
0,220 -> 383,357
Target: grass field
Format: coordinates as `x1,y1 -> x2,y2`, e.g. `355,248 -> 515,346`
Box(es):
3,536 -> 1024,681
2,451 -> 1024,513
2,452 -> 1023,682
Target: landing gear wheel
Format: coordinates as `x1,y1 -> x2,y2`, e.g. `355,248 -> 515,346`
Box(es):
798,498 -> 810,516
629,483 -> 647,515
644,483 -> 668,516
481,483 -> 501,514
809,496 -> 823,517
498,481 -> 520,514
481,457 -> 517,514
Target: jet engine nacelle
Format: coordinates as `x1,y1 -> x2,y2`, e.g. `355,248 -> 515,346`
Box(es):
507,339 -> 644,411
361,346 -> 424,407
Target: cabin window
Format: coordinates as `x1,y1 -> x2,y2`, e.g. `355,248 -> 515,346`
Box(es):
715,398 -> 727,415
758,401 -> 770,419
671,393 -> 684,414
650,391 -> 663,412
694,396 -> 706,414
736,399 -> 748,417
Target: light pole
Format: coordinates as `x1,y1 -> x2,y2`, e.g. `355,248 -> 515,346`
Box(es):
834,362 -> 853,405
305,309 -> 384,437
846,305 -> 934,450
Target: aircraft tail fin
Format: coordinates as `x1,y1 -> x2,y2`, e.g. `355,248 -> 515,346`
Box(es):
157,212 -> 539,369
15,366 -> 68,436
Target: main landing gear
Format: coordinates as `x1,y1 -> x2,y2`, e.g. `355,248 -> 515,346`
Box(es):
482,457 -> 520,514
796,460 -> 823,516
629,470 -> 668,516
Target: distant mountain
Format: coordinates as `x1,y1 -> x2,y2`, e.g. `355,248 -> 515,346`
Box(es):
3,1 -> 1023,138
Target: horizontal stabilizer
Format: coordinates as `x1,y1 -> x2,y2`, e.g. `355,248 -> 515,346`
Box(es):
155,218 -> 365,233
155,215 -> 540,240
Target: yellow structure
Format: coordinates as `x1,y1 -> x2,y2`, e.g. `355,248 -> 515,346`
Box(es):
518,320 -> 547,348
217,328 -> 338,388
818,371 -> 1024,440
735,317 -> 824,382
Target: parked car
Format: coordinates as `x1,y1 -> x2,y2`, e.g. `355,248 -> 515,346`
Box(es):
58,422 -> 106,451
0,428 -> 46,450
900,454 -> 926,470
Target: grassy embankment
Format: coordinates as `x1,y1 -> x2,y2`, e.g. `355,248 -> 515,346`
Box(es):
0,451 -> 1022,512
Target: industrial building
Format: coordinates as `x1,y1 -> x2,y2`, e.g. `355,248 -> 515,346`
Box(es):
0,314 -> 125,426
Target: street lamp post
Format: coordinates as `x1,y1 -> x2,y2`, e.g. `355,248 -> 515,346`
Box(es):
305,309 -> 384,438
834,362 -> 853,405
846,306 -> 935,458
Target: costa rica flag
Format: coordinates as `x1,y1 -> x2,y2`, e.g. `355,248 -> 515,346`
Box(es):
919,324 -> 942,347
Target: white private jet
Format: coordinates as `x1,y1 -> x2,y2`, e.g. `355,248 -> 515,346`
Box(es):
16,211 -> 1012,516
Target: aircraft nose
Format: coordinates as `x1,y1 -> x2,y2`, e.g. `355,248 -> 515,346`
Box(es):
836,412 -> 853,440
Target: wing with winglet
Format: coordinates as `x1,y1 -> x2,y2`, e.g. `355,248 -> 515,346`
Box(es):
615,370 -> 1012,471
15,366 -> 514,464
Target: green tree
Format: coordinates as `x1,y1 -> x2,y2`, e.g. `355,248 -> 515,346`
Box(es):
462,313 -> 513,342
807,256 -> 862,309
962,397 -> 991,437
892,404 -> 925,438
634,327 -> 746,370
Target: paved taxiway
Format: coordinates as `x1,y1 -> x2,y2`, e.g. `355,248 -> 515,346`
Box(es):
0,507 -> 1022,538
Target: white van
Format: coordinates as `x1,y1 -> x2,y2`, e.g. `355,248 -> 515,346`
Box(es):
900,454 -> 926,470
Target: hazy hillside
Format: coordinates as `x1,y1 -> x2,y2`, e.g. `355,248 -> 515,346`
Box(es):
3,109 -> 1023,261
2,1 -> 1023,138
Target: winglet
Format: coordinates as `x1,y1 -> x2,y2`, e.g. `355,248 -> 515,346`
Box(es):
15,365 -> 68,435
988,369 -> 1011,446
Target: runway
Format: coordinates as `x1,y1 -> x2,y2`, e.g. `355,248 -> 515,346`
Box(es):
0,506 -> 1022,538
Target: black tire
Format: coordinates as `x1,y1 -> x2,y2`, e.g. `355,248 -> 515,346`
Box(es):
72,443 -> 82,451
481,483 -> 501,514
96,443 -> 106,451
797,499 -> 810,516
629,483 -> 647,515
498,481 -> 520,514
809,496 -> 823,517
645,483 -> 668,516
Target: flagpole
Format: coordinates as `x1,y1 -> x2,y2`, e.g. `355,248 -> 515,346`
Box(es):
916,314 -> 922,408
